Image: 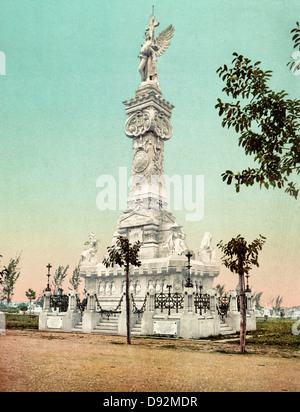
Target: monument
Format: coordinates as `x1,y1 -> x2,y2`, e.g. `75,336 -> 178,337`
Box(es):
80,12 -> 219,306
39,11 -> 256,338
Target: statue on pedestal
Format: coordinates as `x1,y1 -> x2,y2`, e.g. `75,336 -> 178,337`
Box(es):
138,14 -> 175,84
199,232 -> 217,264
163,226 -> 188,256
81,233 -> 98,264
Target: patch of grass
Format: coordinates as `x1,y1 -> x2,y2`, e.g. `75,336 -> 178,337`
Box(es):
5,314 -> 39,330
248,319 -> 300,349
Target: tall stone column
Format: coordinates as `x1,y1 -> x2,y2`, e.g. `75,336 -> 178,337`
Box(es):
124,85 -> 174,212
115,82 -> 183,261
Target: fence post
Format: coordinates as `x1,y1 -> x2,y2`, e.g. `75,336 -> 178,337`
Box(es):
228,290 -> 238,312
68,290 -> 77,312
206,289 -> 216,314
141,292 -> 154,335
245,291 -> 256,331
43,291 -> 51,312
86,290 -> 96,312
146,291 -> 155,312
183,287 -> 194,314
205,289 -> 220,336
82,290 -> 100,333
225,291 -> 240,333
245,291 -> 252,313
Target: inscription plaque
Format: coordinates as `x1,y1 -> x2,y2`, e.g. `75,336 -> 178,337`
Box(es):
47,316 -> 63,329
153,321 -> 178,336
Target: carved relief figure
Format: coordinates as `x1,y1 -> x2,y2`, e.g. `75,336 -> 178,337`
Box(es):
129,228 -> 143,244
163,227 -> 188,256
173,233 -> 188,256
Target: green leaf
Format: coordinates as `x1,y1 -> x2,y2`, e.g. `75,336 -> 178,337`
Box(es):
227,175 -> 233,185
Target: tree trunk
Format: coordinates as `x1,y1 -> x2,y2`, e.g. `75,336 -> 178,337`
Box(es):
125,264 -> 131,345
239,273 -> 247,354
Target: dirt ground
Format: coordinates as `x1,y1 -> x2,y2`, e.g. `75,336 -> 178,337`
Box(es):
0,330 -> 299,392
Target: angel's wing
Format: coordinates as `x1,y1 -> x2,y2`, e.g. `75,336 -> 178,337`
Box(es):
155,25 -> 175,57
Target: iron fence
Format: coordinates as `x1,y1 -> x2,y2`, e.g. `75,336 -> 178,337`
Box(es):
94,293 -> 124,319
194,292 -> 210,315
155,286 -> 184,315
217,295 -> 230,322
50,294 -> 69,312
131,293 -> 148,317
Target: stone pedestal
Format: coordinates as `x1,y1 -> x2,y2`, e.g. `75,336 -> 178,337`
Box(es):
0,312 -> 5,335
141,292 -> 155,335
82,290 -> 100,333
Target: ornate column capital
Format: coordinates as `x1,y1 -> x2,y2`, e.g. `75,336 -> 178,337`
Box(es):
124,106 -> 172,140
123,86 -> 174,141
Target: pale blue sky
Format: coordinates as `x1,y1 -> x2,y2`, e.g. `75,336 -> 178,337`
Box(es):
0,0 -> 299,305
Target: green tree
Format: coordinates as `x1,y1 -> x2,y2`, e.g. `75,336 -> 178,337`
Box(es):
287,22 -> 300,74
217,235 -> 266,354
103,236 -> 141,345
215,53 -> 300,198
25,288 -> 36,314
253,291 -> 263,310
0,255 -> 8,285
52,265 -> 69,294
69,264 -> 81,291
272,295 -> 284,314
18,304 -> 28,314
215,284 -> 226,297
0,254 -> 21,305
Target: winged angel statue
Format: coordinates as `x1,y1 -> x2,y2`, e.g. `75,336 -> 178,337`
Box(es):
138,14 -> 175,83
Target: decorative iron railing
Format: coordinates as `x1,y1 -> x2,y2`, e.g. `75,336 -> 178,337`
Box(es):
217,295 -> 230,321
50,294 -> 69,312
155,286 -> 184,315
194,292 -> 210,315
76,296 -> 87,313
131,293 -> 147,317
94,294 -> 124,319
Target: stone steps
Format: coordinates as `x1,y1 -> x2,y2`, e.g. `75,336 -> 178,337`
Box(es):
73,316 -> 143,336
72,321 -> 83,332
220,323 -> 235,336
74,317 -> 235,337
93,315 -> 119,334
131,319 -> 142,336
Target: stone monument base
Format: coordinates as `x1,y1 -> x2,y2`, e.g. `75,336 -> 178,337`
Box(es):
38,289 -> 256,339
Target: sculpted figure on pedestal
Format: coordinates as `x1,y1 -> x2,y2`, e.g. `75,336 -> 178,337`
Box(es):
163,226 -> 188,256
199,232 -> 217,264
138,14 -> 174,84
81,233 -> 98,264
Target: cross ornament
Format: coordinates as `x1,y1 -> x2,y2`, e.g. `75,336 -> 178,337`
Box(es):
145,13 -> 160,42
45,263 -> 52,292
